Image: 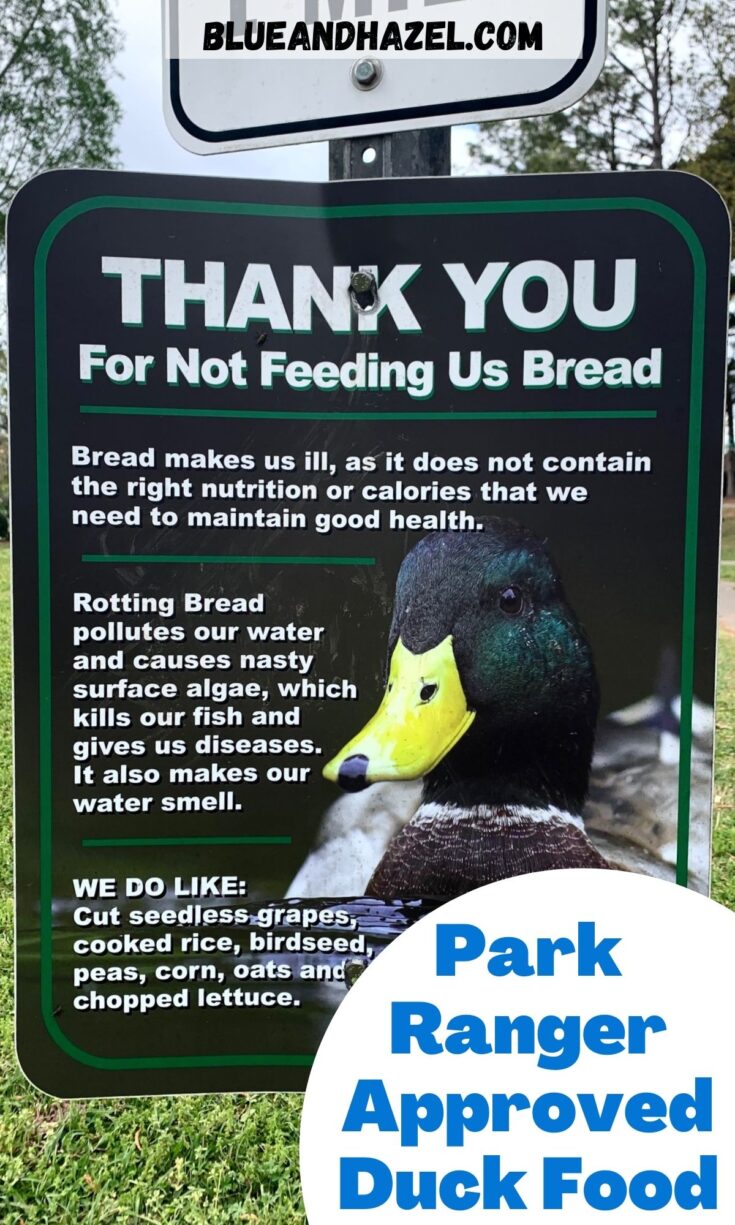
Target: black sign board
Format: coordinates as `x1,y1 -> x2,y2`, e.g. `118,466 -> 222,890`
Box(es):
9,170 -> 730,1096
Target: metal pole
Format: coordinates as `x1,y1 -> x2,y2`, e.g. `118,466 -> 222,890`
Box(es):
329,127 -> 451,180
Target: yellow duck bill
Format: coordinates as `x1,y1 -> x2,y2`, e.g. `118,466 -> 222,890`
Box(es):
323,635 -> 476,792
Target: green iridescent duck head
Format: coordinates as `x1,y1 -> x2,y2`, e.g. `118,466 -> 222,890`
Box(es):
324,520 -> 599,814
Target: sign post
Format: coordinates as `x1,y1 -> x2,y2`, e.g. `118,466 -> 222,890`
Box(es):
329,126 -> 450,180
8,167 -> 730,1097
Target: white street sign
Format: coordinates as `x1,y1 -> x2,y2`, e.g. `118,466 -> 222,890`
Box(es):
163,0 -> 608,153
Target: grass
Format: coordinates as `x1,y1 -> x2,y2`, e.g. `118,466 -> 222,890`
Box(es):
713,630 -> 735,909
0,547 -> 304,1224
720,500 -> 735,578
0,545 -> 734,1221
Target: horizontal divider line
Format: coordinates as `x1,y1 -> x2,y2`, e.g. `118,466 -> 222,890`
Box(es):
82,836 -> 292,848
80,405 -> 658,422
82,554 -> 375,566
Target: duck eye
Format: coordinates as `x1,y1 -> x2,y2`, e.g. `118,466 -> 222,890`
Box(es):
498,586 -> 524,616
419,683 -> 438,703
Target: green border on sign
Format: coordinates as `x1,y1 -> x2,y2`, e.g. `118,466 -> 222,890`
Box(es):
32,192 -> 706,1072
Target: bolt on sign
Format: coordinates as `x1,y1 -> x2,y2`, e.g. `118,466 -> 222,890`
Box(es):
8,168 -> 729,1096
163,0 -> 609,151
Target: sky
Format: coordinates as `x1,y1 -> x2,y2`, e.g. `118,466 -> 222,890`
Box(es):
113,0 -> 329,180
111,0 -> 472,181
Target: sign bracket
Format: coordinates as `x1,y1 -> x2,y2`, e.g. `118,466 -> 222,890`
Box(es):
329,126 -> 450,180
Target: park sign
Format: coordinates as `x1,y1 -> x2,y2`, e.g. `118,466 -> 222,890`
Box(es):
163,0 -> 609,152
8,168 -> 730,1097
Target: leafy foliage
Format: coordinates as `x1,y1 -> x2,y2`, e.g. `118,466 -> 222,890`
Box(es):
470,0 -> 730,174
0,0 -> 122,244
682,79 -> 735,256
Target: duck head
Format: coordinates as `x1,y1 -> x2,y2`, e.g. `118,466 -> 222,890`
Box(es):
323,521 -> 600,814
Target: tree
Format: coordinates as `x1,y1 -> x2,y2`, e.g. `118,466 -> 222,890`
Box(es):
683,78 -> 735,253
0,0 -> 122,245
683,75 -> 735,491
695,4 -> 735,96
0,1 -> 122,507
470,0 -> 720,175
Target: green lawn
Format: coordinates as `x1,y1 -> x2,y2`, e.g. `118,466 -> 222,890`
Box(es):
720,501 -> 735,579
0,547 -> 304,1224
712,631 -> 735,909
1,545 -> 734,1222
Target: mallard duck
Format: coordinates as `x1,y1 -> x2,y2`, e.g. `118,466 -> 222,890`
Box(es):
582,688 -> 713,891
317,521 -> 611,901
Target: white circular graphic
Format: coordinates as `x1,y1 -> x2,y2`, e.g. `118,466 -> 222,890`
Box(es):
301,870 -> 735,1222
